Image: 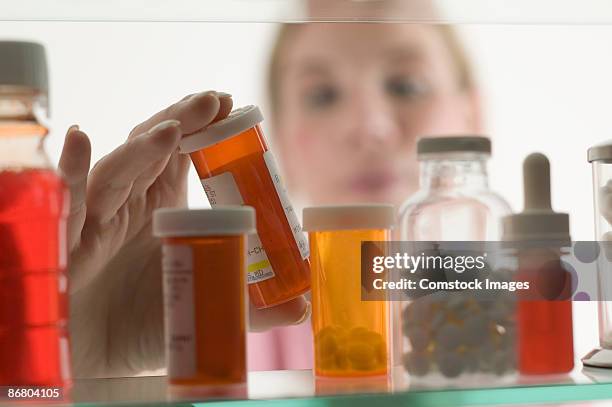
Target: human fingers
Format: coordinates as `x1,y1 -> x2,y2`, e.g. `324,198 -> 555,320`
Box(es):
86,120 -> 182,225
248,296 -> 311,332
58,125 -> 91,252
149,92 -> 233,199
212,93 -> 233,123
128,91 -> 230,140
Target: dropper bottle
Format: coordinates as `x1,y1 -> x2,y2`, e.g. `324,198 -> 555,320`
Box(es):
502,153 -> 574,374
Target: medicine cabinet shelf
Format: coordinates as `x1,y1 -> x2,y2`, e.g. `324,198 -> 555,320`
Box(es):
68,368 -> 612,406
3,0 -> 612,23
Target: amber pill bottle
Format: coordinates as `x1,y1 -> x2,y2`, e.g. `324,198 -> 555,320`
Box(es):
153,206 -> 255,397
303,204 -> 395,378
180,105 -> 310,309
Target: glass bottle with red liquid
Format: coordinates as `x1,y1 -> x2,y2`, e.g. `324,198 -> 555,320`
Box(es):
0,41 -> 71,393
503,153 -> 574,374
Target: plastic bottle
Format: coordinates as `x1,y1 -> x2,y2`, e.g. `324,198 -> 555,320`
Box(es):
180,106 -> 310,309
0,41 -> 71,390
303,204 -> 394,378
153,207 -> 254,398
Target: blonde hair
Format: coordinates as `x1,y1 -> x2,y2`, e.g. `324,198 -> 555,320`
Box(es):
267,24 -> 475,119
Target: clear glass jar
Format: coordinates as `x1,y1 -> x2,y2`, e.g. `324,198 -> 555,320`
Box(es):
583,141 -> 612,368
0,41 -> 71,389
397,136 -> 514,384
398,138 -> 510,242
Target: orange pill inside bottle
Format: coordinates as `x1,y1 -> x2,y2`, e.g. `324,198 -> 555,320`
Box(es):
303,205 -> 394,378
180,105 -> 310,309
153,207 -> 254,398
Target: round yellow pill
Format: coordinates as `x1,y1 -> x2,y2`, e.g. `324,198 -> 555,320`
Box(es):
335,346 -> 349,370
347,341 -> 377,371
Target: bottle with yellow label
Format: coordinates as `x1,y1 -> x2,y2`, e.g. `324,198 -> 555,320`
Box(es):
180,105 -> 310,309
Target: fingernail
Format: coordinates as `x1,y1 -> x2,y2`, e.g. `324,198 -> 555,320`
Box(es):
193,90 -> 231,99
215,91 -> 232,99
294,301 -> 311,325
198,90 -> 219,98
147,119 -> 181,137
67,124 -> 80,134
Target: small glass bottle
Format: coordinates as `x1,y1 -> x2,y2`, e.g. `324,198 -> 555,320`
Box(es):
584,140 -> 612,368
0,41 -> 71,389
303,204 -> 394,378
503,153 -> 573,374
398,136 -> 514,381
180,105 -> 310,309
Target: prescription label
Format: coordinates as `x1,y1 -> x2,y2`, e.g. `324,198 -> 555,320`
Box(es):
263,151 -> 310,260
201,172 -> 276,284
162,244 -> 197,378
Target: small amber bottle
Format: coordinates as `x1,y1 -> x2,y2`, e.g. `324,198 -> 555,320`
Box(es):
180,105 -> 310,309
303,204 -> 394,378
154,206 -> 255,397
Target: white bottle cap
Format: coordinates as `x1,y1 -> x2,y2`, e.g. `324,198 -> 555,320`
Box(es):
179,105 -> 264,153
153,206 -> 256,237
417,135 -> 491,157
0,41 -> 48,96
502,153 -> 570,242
303,204 -> 395,232
588,140 -> 612,162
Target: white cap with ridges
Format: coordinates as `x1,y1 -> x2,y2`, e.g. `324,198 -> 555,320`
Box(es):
179,105 -> 264,153
153,206 -> 256,237
303,204 -> 395,232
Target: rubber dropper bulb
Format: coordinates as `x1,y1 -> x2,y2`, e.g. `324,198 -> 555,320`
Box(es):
523,152 -> 552,212
502,152 -> 569,242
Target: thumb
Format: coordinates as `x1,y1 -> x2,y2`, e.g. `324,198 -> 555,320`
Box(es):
249,296 -> 311,332
58,125 -> 91,253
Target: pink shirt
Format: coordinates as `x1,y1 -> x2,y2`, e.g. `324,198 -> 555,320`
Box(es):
247,320 -> 313,371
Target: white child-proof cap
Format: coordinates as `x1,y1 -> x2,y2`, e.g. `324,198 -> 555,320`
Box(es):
179,105 -> 264,153
303,204 -> 395,232
153,206 -> 256,237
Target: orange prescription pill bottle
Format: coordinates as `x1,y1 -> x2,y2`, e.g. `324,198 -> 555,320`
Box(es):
303,204 -> 394,378
179,105 -> 310,309
153,206 -> 254,397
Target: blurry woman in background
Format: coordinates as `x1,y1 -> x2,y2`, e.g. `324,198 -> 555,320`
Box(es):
62,1 -> 483,376
250,13 -> 482,370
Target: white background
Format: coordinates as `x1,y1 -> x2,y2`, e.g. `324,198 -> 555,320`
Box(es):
0,21 -> 609,365
5,0 -> 612,23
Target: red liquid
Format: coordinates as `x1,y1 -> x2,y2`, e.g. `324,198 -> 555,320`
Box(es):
0,168 -> 71,387
517,259 -> 574,374
518,301 -> 574,374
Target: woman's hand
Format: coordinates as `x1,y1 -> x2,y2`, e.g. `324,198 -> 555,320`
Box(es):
60,91 -> 310,378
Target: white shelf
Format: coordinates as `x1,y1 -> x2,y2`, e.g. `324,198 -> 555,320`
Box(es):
2,0 -> 612,23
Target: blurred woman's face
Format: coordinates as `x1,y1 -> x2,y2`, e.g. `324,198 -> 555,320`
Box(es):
275,23 -> 480,206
